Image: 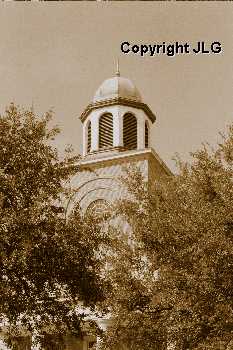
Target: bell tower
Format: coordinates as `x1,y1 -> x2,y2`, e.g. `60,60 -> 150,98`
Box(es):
70,70 -> 171,214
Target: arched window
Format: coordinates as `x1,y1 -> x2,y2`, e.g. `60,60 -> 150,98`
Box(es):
99,114 -> 113,149
123,113 -> 137,150
145,121 -> 149,148
87,121 -> 91,153
86,199 -> 110,218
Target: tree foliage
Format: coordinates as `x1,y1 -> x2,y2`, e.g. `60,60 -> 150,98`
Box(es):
101,125 -> 233,350
0,104 -> 105,347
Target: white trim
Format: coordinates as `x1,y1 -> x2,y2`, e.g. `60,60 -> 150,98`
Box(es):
78,148 -> 172,175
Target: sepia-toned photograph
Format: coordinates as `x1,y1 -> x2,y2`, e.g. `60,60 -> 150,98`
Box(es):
0,2 -> 233,350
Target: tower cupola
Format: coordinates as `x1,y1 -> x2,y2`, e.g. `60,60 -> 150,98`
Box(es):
80,72 -> 156,157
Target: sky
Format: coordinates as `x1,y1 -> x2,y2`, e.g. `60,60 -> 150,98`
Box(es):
0,2 -> 232,172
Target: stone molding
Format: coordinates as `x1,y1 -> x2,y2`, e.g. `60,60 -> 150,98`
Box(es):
80,97 -> 156,124
79,148 -> 172,177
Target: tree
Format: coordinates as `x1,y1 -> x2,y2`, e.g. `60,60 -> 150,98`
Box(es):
101,125 -> 233,349
0,104 -> 106,348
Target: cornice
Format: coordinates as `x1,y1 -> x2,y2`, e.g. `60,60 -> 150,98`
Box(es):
78,148 -> 172,177
79,97 -> 156,123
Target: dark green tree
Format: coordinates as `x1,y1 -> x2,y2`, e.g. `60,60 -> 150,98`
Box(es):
0,104 -> 106,348
101,125 -> 233,350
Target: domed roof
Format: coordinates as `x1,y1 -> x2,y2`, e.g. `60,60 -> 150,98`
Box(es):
93,76 -> 142,103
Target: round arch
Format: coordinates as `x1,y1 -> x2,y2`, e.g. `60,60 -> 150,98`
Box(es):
145,120 -> 149,148
123,113 -> 137,150
87,120 -> 91,153
99,113 -> 113,149
86,199 -> 110,218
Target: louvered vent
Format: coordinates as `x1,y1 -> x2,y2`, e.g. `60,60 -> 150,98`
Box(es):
99,114 -> 113,149
123,113 -> 137,150
145,122 -> 149,148
87,121 -> 91,153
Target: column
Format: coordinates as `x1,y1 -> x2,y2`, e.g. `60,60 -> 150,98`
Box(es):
137,113 -> 145,150
113,108 -> 123,147
91,112 -> 99,152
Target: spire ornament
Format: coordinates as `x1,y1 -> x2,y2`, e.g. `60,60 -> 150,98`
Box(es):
31,99 -> 34,113
116,58 -> 120,77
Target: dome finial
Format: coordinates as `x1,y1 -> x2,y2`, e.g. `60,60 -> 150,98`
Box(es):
116,58 -> 120,77
30,99 -> 34,113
